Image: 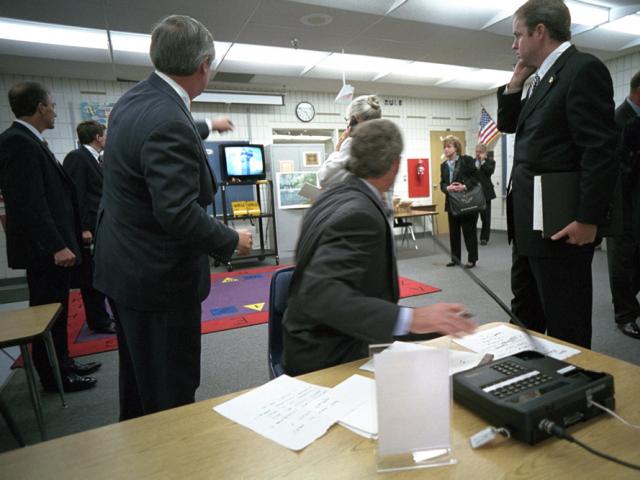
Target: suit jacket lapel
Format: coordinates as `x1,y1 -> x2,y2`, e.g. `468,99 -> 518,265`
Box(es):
82,146 -> 103,177
517,46 -> 576,130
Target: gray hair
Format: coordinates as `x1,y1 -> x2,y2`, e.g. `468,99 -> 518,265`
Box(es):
150,15 -> 215,76
346,95 -> 382,123
348,119 -> 403,179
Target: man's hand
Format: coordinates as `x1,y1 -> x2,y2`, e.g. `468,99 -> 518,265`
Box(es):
235,229 -> 253,256
508,60 -> 536,90
82,230 -> 93,244
550,221 -> 597,245
211,117 -> 234,133
53,248 -> 76,267
410,303 -> 477,338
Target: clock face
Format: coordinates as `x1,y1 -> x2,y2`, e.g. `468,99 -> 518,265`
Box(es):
295,101 -> 315,122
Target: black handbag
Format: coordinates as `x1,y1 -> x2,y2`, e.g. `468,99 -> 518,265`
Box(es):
448,184 -> 486,216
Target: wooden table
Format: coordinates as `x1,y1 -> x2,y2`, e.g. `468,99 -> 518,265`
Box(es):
0,323 -> 638,479
0,304 -> 66,440
394,208 -> 439,249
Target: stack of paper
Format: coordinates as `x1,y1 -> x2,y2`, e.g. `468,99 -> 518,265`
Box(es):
359,341 -> 485,376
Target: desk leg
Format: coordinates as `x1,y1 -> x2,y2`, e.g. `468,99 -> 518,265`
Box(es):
20,344 -> 46,440
43,332 -> 67,408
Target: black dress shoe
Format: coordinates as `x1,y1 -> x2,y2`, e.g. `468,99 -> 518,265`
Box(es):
43,373 -> 97,393
67,360 -> 102,375
464,262 -> 476,269
618,321 -> 640,339
480,240 -> 488,246
92,321 -> 116,335
446,261 -> 457,267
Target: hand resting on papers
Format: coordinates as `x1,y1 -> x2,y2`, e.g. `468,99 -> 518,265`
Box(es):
410,303 -> 477,338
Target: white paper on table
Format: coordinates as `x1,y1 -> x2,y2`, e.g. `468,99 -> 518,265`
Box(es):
213,375 -> 333,451
306,374 -> 372,422
335,376 -> 378,438
360,341 -> 484,376
453,324 -> 580,360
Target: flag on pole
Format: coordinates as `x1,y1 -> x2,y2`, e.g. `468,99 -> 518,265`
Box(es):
478,107 -> 500,146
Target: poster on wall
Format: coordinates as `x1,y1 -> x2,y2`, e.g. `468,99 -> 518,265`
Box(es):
302,151 -> 321,167
80,102 -> 114,126
277,172 -> 318,209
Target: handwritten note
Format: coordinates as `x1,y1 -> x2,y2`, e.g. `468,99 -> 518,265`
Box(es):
453,324 -> 580,360
213,375 -> 333,451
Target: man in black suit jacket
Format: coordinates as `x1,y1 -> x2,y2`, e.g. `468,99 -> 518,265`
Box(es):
0,82 -> 99,392
497,0 -> 617,348
606,71 -> 640,339
94,15 -> 252,420
63,121 -> 115,334
282,119 -> 475,376
474,144 -> 496,245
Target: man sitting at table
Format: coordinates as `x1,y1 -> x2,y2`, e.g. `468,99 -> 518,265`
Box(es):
282,119 -> 476,376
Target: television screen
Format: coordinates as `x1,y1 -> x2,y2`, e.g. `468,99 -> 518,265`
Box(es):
220,144 -> 266,182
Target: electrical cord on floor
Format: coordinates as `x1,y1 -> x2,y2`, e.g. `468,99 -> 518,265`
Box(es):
1,348 -> 16,362
539,419 -> 640,471
588,399 -> 640,430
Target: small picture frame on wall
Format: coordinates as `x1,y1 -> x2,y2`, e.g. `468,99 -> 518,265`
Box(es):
303,151 -> 321,167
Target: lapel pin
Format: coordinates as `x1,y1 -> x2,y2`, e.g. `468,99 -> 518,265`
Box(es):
549,76 -> 554,84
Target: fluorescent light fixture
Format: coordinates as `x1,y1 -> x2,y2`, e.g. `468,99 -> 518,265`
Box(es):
0,17 -> 107,49
193,91 -> 284,105
110,31 -> 150,53
400,61 -> 476,80
599,12 -> 640,35
273,135 -> 332,142
317,53 -> 410,73
566,0 -> 609,27
225,43 -> 327,68
475,68 -> 514,87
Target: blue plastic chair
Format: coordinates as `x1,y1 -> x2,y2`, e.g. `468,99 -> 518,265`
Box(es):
268,266 -> 295,378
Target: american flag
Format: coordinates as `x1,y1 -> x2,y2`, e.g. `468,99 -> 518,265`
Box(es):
478,107 -> 500,146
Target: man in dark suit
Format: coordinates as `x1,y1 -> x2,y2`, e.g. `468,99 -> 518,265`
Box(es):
282,119 -> 475,376
606,70 -> 640,339
497,0 -> 617,348
0,82 -> 99,392
474,143 -> 496,245
63,121 -> 115,334
94,15 -> 252,420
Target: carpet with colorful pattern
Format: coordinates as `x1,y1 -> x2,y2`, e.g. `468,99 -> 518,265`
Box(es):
67,265 -> 440,358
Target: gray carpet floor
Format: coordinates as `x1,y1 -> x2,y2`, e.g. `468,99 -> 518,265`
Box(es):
0,231 -> 638,453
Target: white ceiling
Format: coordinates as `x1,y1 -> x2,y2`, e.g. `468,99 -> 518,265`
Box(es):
1,0 -> 639,100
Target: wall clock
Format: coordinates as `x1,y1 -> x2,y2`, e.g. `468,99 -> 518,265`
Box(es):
295,101 -> 315,122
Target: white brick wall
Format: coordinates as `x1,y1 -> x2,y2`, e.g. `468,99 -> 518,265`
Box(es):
0,49 -> 637,279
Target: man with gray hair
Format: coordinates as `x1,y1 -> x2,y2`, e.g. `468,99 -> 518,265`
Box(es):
282,119 -> 475,376
94,15 -> 252,420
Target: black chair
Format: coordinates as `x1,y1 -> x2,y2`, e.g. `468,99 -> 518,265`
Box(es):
394,217 -> 418,250
268,266 -> 295,379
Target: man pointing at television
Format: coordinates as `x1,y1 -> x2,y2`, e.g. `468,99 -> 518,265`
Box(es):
94,15 -> 252,420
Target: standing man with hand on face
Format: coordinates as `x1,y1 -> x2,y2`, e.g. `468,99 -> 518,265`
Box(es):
0,82 -> 99,392
475,143 -> 496,246
94,15 -> 252,420
63,121 -> 115,335
497,0 -> 617,348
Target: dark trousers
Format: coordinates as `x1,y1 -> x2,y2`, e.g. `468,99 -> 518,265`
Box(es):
606,226 -> 640,325
511,247 -> 594,348
78,248 -> 110,330
110,300 -> 202,421
26,263 -> 71,386
479,200 -> 492,242
448,212 -> 478,263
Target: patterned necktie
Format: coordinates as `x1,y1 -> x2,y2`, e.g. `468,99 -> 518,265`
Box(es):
97,154 -> 104,166
526,74 -> 540,100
